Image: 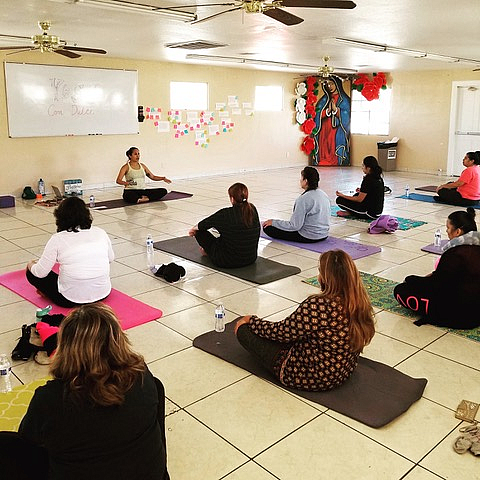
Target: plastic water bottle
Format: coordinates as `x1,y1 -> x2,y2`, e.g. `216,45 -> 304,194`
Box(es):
214,304 -> 226,332
146,234 -> 155,268
405,184 -> 410,198
0,354 -> 12,393
38,178 -> 45,196
89,195 -> 95,208
434,228 -> 442,247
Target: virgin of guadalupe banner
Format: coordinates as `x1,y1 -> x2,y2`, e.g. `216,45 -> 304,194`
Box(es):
295,76 -> 351,167
313,77 -> 351,166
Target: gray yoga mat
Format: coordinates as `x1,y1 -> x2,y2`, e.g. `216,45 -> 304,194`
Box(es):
91,191 -> 193,210
153,236 -> 301,284
193,320 -> 427,428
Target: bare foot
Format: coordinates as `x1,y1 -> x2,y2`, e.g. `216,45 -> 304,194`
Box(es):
199,247 -> 208,257
336,210 -> 351,217
137,196 -> 150,204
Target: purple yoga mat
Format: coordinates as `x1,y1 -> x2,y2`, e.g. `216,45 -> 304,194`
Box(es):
421,239 -> 448,254
260,232 -> 381,260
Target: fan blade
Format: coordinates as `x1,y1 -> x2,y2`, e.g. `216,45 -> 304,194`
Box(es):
281,0 -> 356,7
263,8 -> 303,25
191,6 -> 242,24
55,49 -> 82,59
63,46 -> 107,54
0,46 -> 34,50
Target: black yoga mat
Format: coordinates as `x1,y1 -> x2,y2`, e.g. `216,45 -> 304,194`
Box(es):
415,185 -> 438,192
193,320 -> 428,428
153,236 -> 301,284
90,191 -> 193,210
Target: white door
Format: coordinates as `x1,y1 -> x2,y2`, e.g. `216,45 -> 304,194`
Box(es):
447,82 -> 480,176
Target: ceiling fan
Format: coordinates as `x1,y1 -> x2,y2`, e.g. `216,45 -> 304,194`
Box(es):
295,56 -> 357,80
166,0 -> 356,26
0,21 -> 107,58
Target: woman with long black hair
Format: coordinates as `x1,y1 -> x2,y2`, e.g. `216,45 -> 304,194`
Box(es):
189,182 -> 260,268
335,155 -> 385,219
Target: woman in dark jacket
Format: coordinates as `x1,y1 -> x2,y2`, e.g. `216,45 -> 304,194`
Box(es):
189,182 -> 260,268
0,304 -> 169,480
394,208 -> 480,329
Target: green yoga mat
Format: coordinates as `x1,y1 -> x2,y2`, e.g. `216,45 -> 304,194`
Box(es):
154,236 -> 301,284
303,272 -> 480,343
330,206 -> 427,230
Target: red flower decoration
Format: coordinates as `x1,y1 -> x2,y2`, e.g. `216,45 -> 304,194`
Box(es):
301,136 -> 315,155
305,104 -> 316,116
306,76 -> 317,88
302,118 -> 316,135
353,72 -> 387,101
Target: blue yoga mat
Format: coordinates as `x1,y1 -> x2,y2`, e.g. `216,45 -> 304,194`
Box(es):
397,193 -> 480,209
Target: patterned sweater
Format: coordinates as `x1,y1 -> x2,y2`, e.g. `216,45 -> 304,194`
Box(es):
249,295 -> 358,391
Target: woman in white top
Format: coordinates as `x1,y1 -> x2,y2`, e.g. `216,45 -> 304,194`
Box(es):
26,197 -> 114,308
116,147 -> 172,204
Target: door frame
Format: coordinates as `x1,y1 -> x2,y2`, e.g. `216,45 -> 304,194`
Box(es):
447,80 -> 480,176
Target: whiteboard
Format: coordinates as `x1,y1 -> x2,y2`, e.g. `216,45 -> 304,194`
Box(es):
4,63 -> 138,137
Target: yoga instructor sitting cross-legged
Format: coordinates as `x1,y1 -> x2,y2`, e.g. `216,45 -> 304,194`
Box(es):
116,146 -> 172,204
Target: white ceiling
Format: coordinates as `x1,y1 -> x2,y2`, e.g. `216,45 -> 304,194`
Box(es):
1,0 -> 480,74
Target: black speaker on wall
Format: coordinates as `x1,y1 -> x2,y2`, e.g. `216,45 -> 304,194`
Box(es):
138,106 -> 145,122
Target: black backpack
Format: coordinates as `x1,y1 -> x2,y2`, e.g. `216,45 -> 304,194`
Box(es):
22,186 -> 36,199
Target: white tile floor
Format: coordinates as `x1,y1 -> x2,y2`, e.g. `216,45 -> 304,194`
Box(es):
1,166 -> 479,479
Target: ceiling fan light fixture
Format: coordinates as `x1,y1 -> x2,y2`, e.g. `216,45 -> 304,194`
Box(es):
74,0 -> 197,22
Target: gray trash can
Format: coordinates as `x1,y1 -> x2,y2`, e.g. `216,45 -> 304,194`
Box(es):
377,142 -> 398,172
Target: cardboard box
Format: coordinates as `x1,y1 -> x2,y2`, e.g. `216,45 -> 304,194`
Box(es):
63,179 -> 83,196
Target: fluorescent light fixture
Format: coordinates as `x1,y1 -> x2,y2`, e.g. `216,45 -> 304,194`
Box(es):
424,53 -> 460,63
185,54 -> 358,74
325,36 -> 480,66
74,0 -> 197,22
186,54 -> 246,64
384,46 -> 426,58
324,37 -> 386,52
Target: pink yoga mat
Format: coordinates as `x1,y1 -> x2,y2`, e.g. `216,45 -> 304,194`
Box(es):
0,269 -> 162,330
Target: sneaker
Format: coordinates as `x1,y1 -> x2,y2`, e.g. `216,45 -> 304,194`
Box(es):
384,186 -> 392,195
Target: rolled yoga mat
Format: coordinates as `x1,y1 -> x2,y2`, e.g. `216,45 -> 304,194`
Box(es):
193,320 -> 428,428
153,236 -> 301,284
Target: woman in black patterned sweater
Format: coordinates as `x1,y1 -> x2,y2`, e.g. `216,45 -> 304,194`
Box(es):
234,250 -> 375,391
189,183 -> 260,268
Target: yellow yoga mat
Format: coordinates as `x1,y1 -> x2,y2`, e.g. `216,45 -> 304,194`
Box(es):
0,378 -> 49,431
